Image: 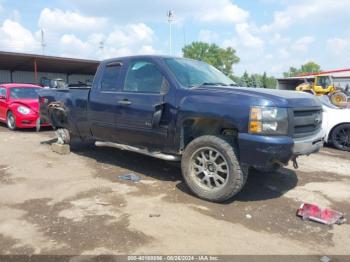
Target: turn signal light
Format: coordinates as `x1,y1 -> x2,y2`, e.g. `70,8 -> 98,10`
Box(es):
249,121 -> 262,133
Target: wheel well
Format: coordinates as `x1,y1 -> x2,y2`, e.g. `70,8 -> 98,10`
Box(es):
181,118 -> 238,149
47,103 -> 69,129
329,122 -> 350,142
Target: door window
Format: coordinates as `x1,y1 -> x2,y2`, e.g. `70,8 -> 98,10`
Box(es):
124,61 -> 166,94
0,88 -> 6,98
101,64 -> 122,91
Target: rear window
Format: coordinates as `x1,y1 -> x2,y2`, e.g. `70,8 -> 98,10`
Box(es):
10,87 -> 40,99
101,64 -> 122,91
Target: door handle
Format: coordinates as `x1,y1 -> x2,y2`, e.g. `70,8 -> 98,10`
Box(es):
118,99 -> 132,105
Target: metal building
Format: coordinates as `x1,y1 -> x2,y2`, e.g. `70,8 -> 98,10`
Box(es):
0,51 -> 99,85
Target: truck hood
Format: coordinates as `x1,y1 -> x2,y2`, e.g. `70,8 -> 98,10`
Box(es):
196,86 -> 321,108
10,99 -> 39,113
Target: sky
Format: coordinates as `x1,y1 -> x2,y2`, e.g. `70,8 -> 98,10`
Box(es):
0,0 -> 349,76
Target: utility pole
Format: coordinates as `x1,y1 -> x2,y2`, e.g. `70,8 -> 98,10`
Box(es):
40,29 -> 46,55
183,25 -> 187,48
167,10 -> 175,55
99,40 -> 104,52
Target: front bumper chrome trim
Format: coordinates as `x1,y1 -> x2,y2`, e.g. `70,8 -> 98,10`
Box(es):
293,129 -> 325,156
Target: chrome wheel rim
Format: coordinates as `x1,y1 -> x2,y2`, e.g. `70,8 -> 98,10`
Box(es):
7,114 -> 15,129
190,147 -> 229,190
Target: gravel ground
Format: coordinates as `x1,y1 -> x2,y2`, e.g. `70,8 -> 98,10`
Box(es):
0,124 -> 349,256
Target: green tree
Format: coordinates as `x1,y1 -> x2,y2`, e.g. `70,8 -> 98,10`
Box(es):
300,62 -> 321,74
265,76 -> 277,89
182,42 -> 240,77
241,71 -> 250,87
283,62 -> 321,77
262,72 -> 267,88
236,71 -> 277,89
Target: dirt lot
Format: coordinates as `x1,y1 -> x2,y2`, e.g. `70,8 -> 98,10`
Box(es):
0,124 -> 350,256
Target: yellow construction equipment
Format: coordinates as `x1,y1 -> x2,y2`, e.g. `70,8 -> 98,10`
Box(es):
296,75 -> 349,106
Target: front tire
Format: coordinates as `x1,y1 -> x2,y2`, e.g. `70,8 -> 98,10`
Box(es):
331,124 -> 350,151
6,111 -> 16,131
181,135 -> 247,202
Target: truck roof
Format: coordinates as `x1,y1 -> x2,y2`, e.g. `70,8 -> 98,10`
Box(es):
102,55 -> 188,64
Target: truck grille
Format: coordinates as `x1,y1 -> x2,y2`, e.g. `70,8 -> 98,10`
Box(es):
292,108 -> 322,138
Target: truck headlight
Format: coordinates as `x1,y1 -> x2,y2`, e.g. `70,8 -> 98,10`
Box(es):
17,106 -> 30,115
249,107 -> 288,135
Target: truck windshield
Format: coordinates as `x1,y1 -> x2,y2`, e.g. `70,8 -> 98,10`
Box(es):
10,87 -> 40,99
164,58 -> 236,88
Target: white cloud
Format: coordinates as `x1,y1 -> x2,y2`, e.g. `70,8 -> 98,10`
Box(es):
235,23 -> 264,49
222,37 -> 238,49
0,19 -> 39,52
327,37 -> 350,57
38,8 -> 107,33
68,0 -> 249,24
60,34 -> 89,52
10,9 -> 21,22
278,48 -> 290,59
223,22 -> 264,54
291,36 -> 314,52
269,33 -> 290,45
262,0 -> 350,32
198,30 -> 219,43
105,23 -> 155,51
197,1 -> 249,24
0,7 -> 157,60
56,23 -> 157,59
139,45 -> 157,54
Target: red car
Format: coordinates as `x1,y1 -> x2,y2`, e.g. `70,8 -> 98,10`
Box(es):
0,83 -> 50,130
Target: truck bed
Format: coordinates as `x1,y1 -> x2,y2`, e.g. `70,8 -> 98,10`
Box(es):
38,87 -> 91,136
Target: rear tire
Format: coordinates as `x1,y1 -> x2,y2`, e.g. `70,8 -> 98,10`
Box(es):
331,124 -> 350,152
181,135 -> 248,202
6,111 -> 16,131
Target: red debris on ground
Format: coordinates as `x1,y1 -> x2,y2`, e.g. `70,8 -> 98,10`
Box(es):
297,203 -> 346,225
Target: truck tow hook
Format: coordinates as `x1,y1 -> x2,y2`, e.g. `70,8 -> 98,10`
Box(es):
292,156 -> 299,169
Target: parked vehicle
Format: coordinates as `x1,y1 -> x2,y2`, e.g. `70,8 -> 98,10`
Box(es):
319,96 -> 350,151
38,56 -> 325,202
40,77 -> 67,89
0,83 -> 50,130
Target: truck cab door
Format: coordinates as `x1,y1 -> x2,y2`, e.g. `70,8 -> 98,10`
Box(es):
88,61 -> 125,141
113,59 -> 171,149
0,87 -> 7,121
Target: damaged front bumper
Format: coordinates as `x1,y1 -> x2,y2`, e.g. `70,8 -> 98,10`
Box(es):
238,129 -> 325,170
293,129 -> 325,156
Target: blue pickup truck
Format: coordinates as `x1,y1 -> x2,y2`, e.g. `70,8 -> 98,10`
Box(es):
38,55 -> 325,202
